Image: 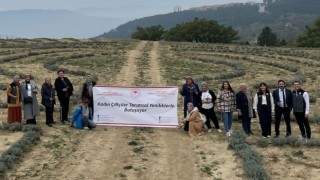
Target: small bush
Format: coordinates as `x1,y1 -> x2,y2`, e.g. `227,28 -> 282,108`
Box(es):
286,136 -> 302,147
0,161 -> 8,173
22,124 -> 42,133
271,137 -> 287,146
256,138 -> 269,148
7,123 -> 23,132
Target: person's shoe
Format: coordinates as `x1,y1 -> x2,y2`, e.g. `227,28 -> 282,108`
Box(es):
267,135 -> 271,138
46,124 -> 53,127
60,120 -> 65,125
249,131 -> 254,135
285,133 -> 291,137
52,121 -> 56,124
83,127 -> 89,130
217,129 -> 222,133
226,132 -> 231,137
262,136 -> 267,138
245,132 -> 250,136
207,129 -> 212,133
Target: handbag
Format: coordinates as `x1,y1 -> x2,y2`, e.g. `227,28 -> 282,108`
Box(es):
24,96 -> 33,104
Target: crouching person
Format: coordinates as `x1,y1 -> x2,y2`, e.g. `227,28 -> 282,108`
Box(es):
183,102 -> 204,137
70,98 -> 97,129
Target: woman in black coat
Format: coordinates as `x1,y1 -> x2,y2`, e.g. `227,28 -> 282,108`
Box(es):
54,70 -> 73,124
236,83 -> 254,135
41,77 -> 56,127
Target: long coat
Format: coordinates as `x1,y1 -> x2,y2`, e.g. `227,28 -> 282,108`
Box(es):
41,83 -> 56,107
236,91 -> 249,118
20,81 -> 40,120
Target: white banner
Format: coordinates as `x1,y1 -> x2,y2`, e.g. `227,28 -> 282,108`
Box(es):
93,86 -> 178,128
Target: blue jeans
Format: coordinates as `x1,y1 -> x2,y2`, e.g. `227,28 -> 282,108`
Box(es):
221,112 -> 233,132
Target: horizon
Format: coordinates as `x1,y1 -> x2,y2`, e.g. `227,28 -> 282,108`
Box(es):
0,0 -> 268,39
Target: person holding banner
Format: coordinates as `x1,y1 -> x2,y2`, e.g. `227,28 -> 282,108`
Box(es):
199,82 -> 222,133
183,103 -> 204,137
70,98 -> 97,129
54,70 -> 74,125
180,76 -> 200,118
81,75 -> 96,114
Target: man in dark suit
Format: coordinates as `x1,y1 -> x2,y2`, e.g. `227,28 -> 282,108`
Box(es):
273,80 -> 293,137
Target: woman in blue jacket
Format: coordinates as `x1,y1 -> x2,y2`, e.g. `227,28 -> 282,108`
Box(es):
71,98 -> 97,129
180,76 -> 200,118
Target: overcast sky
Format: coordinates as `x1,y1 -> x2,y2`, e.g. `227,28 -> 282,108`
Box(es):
0,0 -> 262,18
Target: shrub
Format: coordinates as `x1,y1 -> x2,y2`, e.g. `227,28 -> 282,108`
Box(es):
7,123 -> 23,132
229,131 -> 269,180
22,124 -> 42,133
271,137 -> 286,146
0,162 -> 7,174
256,138 -> 269,148
286,136 -> 303,147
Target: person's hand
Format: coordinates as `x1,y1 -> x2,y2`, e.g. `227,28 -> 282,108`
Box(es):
216,108 -> 221,112
305,114 -> 309,119
238,111 -> 242,116
62,88 -> 67,92
50,98 -> 53,101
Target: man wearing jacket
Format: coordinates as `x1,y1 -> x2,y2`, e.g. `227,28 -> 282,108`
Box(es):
273,80 -> 293,137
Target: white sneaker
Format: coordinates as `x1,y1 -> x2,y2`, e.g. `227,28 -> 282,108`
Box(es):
217,129 -> 222,133
267,135 -> 271,138
226,132 -> 231,137
262,136 -> 267,138
207,129 -> 212,133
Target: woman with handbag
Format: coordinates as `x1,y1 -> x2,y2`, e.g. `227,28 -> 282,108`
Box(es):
20,74 -> 40,124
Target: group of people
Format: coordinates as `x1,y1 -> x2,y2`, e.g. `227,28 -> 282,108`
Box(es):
180,77 -> 311,139
6,70 -> 96,130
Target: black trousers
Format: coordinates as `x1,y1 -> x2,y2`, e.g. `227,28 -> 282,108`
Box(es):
200,107 -> 219,129
26,117 -> 37,124
45,104 -> 55,125
275,107 -> 291,136
294,112 -> 311,139
59,96 -> 70,122
259,105 -> 272,137
183,121 -> 189,132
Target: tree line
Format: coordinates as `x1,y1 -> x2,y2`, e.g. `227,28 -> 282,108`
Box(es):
132,18 -> 238,43
132,17 -> 320,47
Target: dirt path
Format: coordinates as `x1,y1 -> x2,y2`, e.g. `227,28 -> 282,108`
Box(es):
148,41 -> 162,86
114,41 -> 147,85
44,41 -> 149,179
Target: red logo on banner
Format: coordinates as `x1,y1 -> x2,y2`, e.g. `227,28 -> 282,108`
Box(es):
130,89 -> 141,98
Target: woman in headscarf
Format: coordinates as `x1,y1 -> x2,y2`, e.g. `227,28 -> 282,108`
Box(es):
183,103 -> 204,137
81,75 -> 96,114
199,82 -> 221,133
6,75 -> 22,124
180,76 -> 200,118
20,74 -> 40,124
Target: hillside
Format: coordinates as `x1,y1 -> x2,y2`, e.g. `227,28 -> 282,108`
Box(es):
96,0 -> 320,42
